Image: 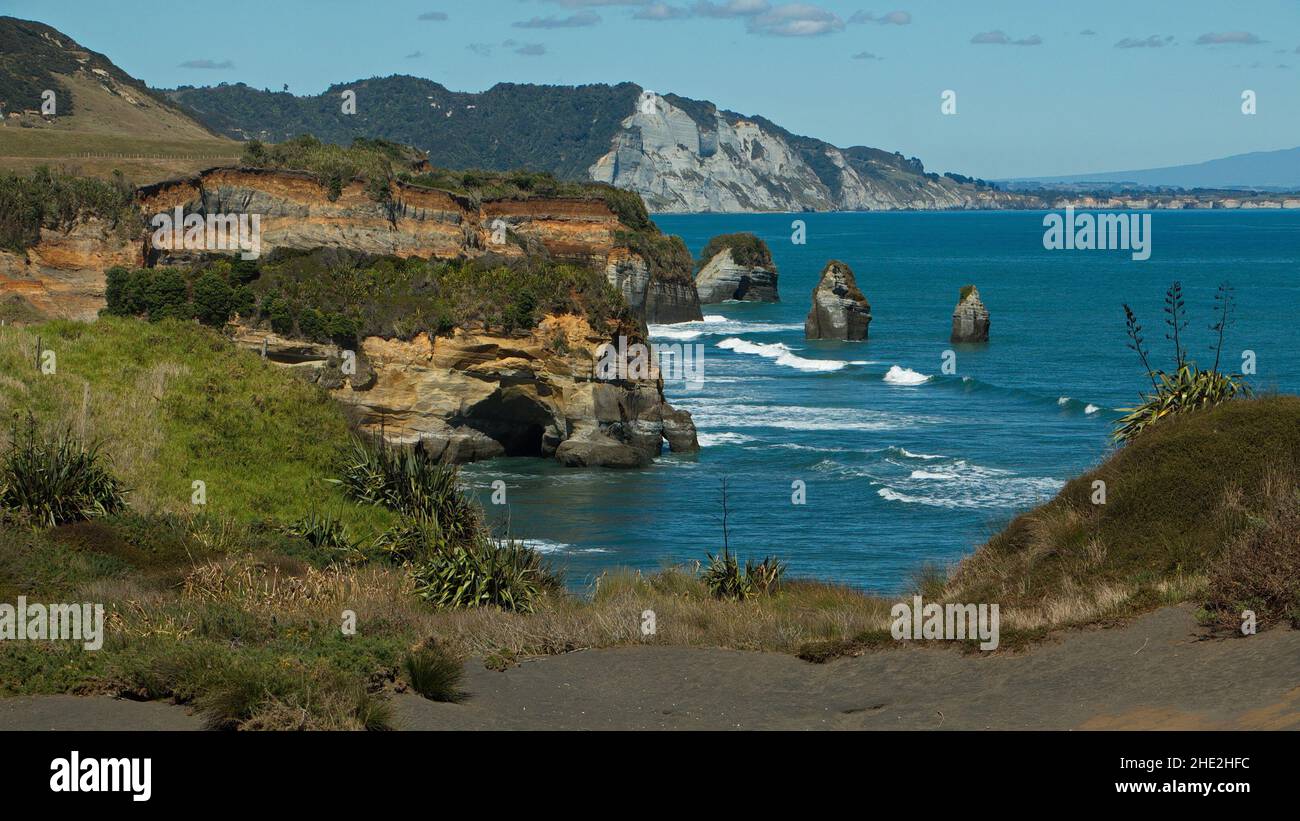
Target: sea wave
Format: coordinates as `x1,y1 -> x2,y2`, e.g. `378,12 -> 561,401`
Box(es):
687,403 -> 941,432
697,431 -> 757,446
648,315 -> 803,341
816,452 -> 1062,510
883,365 -> 931,385
717,337 -> 847,372
521,539 -> 611,555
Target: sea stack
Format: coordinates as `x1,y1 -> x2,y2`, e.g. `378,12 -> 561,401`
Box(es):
694,233 -> 779,303
950,285 -> 990,343
805,260 -> 871,340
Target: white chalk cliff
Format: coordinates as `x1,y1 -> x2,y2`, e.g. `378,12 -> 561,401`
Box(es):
589,93 -> 1027,213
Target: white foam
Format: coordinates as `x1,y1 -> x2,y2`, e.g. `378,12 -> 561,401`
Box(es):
717,337 -> 846,372
883,365 -> 930,386
1057,396 -> 1070,406
697,431 -> 756,446
894,447 -> 945,460
688,403 -> 941,432
1084,404 -> 1100,415
910,469 -> 957,480
521,539 -> 610,555
648,316 -> 802,341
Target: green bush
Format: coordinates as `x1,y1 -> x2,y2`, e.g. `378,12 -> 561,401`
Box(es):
701,549 -> 786,601
697,232 -> 773,271
0,417 -> 128,527
192,271 -> 235,327
412,539 -> 557,613
335,436 -> 481,539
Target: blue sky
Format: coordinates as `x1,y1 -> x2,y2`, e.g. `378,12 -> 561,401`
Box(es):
8,0 -> 1300,178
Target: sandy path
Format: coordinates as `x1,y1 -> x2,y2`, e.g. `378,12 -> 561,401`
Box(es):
395,605 -> 1300,730
2,605 -> 1296,730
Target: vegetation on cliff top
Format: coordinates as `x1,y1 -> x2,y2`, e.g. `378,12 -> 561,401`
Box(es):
103,248 -> 631,342
696,232 -> 773,272
0,166 -> 141,253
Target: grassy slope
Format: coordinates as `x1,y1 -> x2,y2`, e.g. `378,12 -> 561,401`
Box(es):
0,318 -> 394,535
946,395 -> 1300,624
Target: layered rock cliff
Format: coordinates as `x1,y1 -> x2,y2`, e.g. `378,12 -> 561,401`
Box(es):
0,218 -> 142,321
805,260 -> 871,341
230,314 -> 698,468
3,167 -> 701,324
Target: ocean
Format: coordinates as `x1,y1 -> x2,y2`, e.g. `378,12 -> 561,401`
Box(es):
462,210 -> 1300,594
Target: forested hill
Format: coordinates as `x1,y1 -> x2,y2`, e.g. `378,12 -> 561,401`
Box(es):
165,77 -> 640,180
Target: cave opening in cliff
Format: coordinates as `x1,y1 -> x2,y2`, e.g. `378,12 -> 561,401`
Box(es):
460,387 -> 554,458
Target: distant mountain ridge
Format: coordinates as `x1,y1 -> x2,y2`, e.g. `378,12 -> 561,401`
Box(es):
164,77 -> 1022,213
1009,146 -> 1300,191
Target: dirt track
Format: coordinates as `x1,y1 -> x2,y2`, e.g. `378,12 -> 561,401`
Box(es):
3,605 -> 1297,730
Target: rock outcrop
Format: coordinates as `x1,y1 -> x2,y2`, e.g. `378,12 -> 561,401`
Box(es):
231,314 -> 698,469
695,247 -> 778,303
950,285 -> 990,343
604,247 -> 702,324
805,260 -> 871,340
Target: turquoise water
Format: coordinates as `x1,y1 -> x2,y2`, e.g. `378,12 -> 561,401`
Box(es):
463,210 -> 1300,594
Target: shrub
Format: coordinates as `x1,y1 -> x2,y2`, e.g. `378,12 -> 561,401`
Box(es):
1115,282 -> 1249,443
412,539 -> 557,613
372,517 -> 449,564
143,269 -> 190,321
700,549 -> 786,601
192,271 -> 235,327
0,417 -> 128,527
1203,466 -> 1300,632
697,232 -> 773,271
403,643 -> 465,702
335,436 -> 481,544
282,512 -> 359,557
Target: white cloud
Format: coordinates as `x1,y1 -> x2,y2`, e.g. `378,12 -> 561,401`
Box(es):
514,11 -> 602,28
748,3 -> 844,37
971,30 -> 1041,46
635,2 -> 691,19
849,10 -> 911,26
1195,31 -> 1263,45
692,0 -> 770,18
179,59 -> 234,69
1115,35 -> 1173,49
